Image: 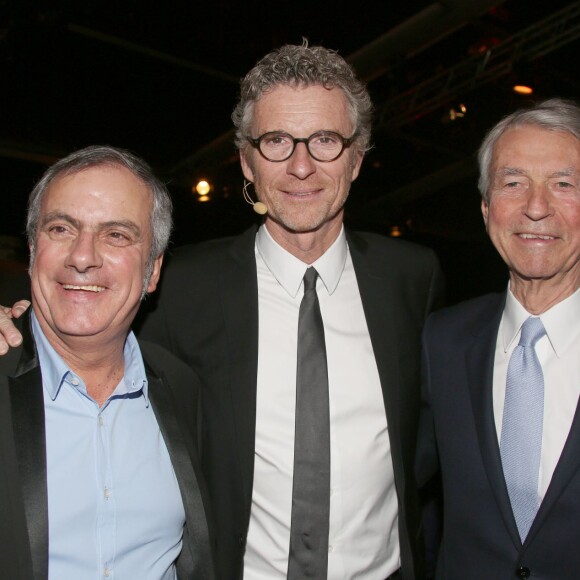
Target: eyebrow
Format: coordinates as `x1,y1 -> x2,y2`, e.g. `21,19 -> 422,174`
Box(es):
496,167 -> 526,177
41,212 -> 142,237
496,167 -> 579,178
548,167 -> 579,178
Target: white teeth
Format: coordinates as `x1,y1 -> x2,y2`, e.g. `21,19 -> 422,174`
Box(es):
519,234 -> 554,240
62,284 -> 105,292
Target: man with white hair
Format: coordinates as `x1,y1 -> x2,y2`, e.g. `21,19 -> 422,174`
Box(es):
417,98 -> 580,579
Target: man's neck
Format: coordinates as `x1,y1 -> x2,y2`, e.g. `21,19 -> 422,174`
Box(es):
264,218 -> 343,264
510,274 -> 580,315
42,327 -> 128,407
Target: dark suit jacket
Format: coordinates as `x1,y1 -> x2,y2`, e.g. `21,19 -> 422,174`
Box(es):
0,316 -> 216,580
137,226 -> 444,580
417,292 -> 580,579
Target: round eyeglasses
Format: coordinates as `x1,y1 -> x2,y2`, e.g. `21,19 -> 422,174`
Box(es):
246,130 -> 357,162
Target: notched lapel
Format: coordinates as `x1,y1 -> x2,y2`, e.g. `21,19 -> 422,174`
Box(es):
465,303 -> 521,547
346,233 -> 402,462
527,398 -> 580,543
219,230 -> 260,508
147,372 -> 214,579
9,367 -> 49,580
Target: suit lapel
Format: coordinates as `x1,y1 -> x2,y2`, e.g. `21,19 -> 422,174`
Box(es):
218,228 -> 260,508
465,294 -> 522,547
346,233 -> 403,467
9,366 -> 49,580
146,370 -> 214,579
527,395 -> 580,542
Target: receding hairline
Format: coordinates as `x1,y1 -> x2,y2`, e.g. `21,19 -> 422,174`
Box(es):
489,124 -> 580,170
36,163 -> 155,238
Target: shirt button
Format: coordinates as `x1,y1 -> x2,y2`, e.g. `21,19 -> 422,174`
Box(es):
515,567 -> 530,579
104,487 -> 111,499
71,377 -> 80,386
98,415 -> 104,427
103,567 -> 111,577
328,545 -> 334,553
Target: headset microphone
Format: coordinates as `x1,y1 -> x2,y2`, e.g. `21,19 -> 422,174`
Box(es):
253,201 -> 268,215
243,180 -> 268,215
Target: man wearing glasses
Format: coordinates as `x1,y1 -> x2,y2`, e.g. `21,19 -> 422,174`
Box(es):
0,43 -> 443,580
140,42 -> 443,580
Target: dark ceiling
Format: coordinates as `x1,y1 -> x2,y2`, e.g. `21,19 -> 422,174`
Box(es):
2,0 -> 579,302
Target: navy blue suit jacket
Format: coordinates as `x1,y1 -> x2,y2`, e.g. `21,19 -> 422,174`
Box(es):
417,292 -> 580,579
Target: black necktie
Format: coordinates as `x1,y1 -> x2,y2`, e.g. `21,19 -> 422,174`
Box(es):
287,267 -> 330,579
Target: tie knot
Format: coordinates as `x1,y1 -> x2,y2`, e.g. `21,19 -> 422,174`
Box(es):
519,316 -> 546,348
303,267 -> 319,292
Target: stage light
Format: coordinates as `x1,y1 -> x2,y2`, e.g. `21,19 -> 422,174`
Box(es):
195,180 -> 211,196
513,84 -> 533,95
511,60 -> 535,95
448,103 -> 467,121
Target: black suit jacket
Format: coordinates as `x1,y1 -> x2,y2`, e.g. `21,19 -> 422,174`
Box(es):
417,292 -> 580,579
137,226 -> 444,580
0,316 -> 215,580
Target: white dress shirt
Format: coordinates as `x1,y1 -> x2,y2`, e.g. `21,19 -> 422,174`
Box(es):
493,286 -> 580,500
243,224 -> 399,579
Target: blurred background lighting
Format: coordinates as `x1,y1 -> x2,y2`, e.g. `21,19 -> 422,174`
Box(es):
195,179 -> 211,196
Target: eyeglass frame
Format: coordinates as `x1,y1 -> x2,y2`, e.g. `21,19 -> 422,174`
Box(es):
245,130 -> 358,163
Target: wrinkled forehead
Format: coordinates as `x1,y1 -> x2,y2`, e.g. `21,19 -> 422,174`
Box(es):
250,83 -> 354,134
492,126 -> 580,164
40,165 -> 154,230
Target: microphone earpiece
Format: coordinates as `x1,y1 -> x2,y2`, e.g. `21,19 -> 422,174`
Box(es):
243,180 -> 268,215
253,201 -> 268,215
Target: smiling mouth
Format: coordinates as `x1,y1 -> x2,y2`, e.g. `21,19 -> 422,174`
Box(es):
283,189 -> 321,197
61,284 -> 105,292
518,233 -> 555,240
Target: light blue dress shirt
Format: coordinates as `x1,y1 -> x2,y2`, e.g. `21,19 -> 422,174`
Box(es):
31,313 -> 186,580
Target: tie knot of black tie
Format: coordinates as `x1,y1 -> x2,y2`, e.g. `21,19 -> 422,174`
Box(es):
303,267 -> 319,293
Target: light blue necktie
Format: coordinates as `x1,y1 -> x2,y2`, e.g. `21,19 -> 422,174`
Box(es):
500,316 -> 546,542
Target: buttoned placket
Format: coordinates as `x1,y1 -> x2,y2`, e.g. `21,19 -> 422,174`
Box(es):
66,371 -> 117,579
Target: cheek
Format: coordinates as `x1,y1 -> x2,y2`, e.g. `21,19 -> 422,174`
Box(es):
486,199 -> 514,228
31,247 -> 57,278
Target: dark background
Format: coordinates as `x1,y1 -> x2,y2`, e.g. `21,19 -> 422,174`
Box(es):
2,0 -> 579,304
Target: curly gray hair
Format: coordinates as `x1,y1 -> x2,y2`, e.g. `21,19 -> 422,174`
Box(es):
232,41 -> 373,154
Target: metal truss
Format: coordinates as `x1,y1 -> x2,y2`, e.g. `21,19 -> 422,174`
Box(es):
376,1 -> 580,129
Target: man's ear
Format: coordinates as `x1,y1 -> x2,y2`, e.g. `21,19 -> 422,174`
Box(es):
350,150 -> 365,182
240,150 -> 255,183
146,254 -> 164,294
481,198 -> 489,231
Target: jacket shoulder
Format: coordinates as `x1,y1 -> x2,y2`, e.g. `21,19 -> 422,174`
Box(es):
349,229 -> 437,259
426,292 -> 505,336
163,227 -> 256,272
139,339 -> 200,379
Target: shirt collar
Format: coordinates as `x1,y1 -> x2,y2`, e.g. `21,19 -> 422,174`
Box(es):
256,223 -> 347,298
31,310 -> 149,404
502,285 -> 580,357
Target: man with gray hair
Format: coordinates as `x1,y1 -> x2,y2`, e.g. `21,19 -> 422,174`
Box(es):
140,42 -> 442,580
417,98 -> 580,578
0,44 -> 443,579
0,146 -> 215,579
